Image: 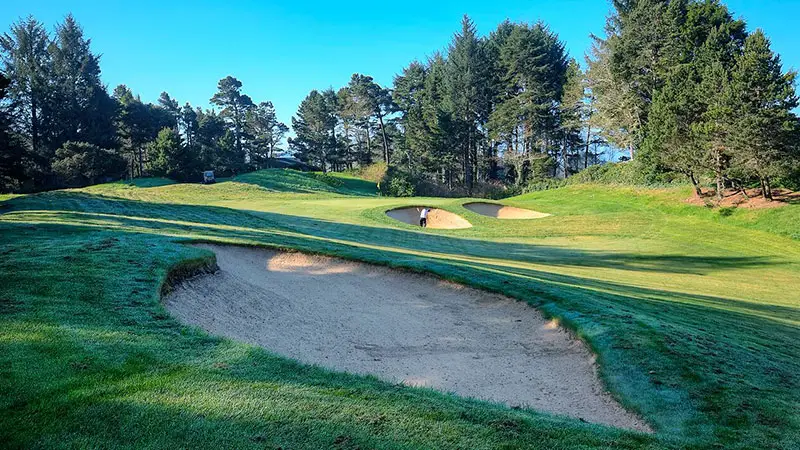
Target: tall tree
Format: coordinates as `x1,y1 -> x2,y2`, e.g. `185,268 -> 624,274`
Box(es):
210,76 -> 253,163
0,73 -> 27,191
445,15 -> 492,193
290,89 -> 337,172
729,30 -> 799,199
247,101 -> 288,168
113,85 -> 172,177
158,91 -> 180,127
0,17 -> 51,173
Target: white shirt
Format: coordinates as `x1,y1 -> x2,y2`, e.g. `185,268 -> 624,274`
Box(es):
420,208 -> 430,219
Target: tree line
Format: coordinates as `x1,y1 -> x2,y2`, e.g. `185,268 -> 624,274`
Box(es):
582,0 -> 797,199
3,2 -> 798,199
291,16 -> 597,196
0,15 -> 288,192
292,2 -> 799,199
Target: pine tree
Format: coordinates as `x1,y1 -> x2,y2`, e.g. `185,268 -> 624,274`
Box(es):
445,15 -> 492,193
47,15 -> 118,153
210,76 -> 253,164
291,90 -> 337,172
247,101 -> 288,168
729,30 -> 799,199
0,17 -> 51,175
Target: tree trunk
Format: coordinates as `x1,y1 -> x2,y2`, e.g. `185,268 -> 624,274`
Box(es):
688,172 -> 702,197
365,127 -> 371,163
465,132 -> 473,195
343,127 -> 352,170
138,146 -> 143,177
714,148 -> 724,202
378,114 -> 389,165
30,96 -> 39,156
762,177 -> 773,200
584,127 -> 591,169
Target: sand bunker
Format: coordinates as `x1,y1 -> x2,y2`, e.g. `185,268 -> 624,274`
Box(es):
165,244 -> 649,431
464,202 -> 550,219
386,207 -> 472,229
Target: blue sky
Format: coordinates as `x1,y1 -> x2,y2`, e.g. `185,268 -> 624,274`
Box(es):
3,0 -> 799,128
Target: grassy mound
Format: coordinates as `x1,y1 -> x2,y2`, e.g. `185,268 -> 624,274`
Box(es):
1,179 -> 798,449
233,169 -> 377,196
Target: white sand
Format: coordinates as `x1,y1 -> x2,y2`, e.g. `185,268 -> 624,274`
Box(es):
464,202 -> 551,219
386,207 -> 472,229
164,244 -> 650,432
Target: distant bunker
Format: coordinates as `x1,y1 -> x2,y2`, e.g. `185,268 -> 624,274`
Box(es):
386,207 -> 472,229
165,244 -> 650,432
464,202 -> 551,219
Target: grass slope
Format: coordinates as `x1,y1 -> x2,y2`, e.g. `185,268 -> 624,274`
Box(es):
1,170 -> 798,449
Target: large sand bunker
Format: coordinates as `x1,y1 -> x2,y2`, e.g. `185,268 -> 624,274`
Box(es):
386,207 -> 472,229
165,244 -> 649,431
464,202 -> 550,219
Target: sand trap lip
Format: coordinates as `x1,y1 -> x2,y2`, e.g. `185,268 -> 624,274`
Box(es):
464,202 -> 550,219
386,206 -> 472,229
164,244 -> 649,432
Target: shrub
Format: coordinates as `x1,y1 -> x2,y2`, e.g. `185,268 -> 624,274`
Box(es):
52,141 -> 126,186
566,161 -> 682,186
387,174 -> 416,197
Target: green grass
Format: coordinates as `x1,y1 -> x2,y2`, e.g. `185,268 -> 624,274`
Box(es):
232,169 -> 378,196
1,170 -> 798,449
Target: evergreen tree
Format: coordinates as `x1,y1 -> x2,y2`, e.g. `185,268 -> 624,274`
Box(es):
729,30 -> 799,199
444,15 -> 492,193
146,127 -> 195,179
0,73 -> 27,191
0,16 -> 51,177
210,76 -> 253,164
47,15 -> 118,153
247,101 -> 288,168
113,85 -> 173,177
158,91 -> 180,128
51,141 -> 125,186
291,89 -> 337,172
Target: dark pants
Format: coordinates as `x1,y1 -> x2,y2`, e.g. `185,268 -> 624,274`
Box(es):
420,218 -> 427,227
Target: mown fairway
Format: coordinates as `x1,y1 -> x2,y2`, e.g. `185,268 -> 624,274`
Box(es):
1,169 -> 798,449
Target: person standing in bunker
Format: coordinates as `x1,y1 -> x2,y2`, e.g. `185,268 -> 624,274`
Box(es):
419,207 -> 430,227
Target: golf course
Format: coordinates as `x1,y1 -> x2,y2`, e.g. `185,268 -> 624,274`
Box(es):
1,169 -> 798,449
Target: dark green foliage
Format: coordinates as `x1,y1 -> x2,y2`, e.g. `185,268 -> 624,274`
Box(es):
296,15 -> 579,197
145,128 -> 197,181
0,73 -> 26,192
247,101 -> 288,169
0,16 -> 288,191
51,141 -> 125,185
591,0 -> 799,199
567,161 -> 662,185
290,89 -> 338,172
727,30 -> 799,199
210,76 -> 253,163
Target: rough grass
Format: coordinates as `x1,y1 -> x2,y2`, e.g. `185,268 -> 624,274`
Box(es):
0,171 -> 798,449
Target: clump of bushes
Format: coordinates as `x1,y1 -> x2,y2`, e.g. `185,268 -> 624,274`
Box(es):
566,161 -> 681,186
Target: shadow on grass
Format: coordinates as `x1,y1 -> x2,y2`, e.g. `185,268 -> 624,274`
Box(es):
2,191 -> 782,276
1,190 -> 798,447
231,169 -> 377,197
